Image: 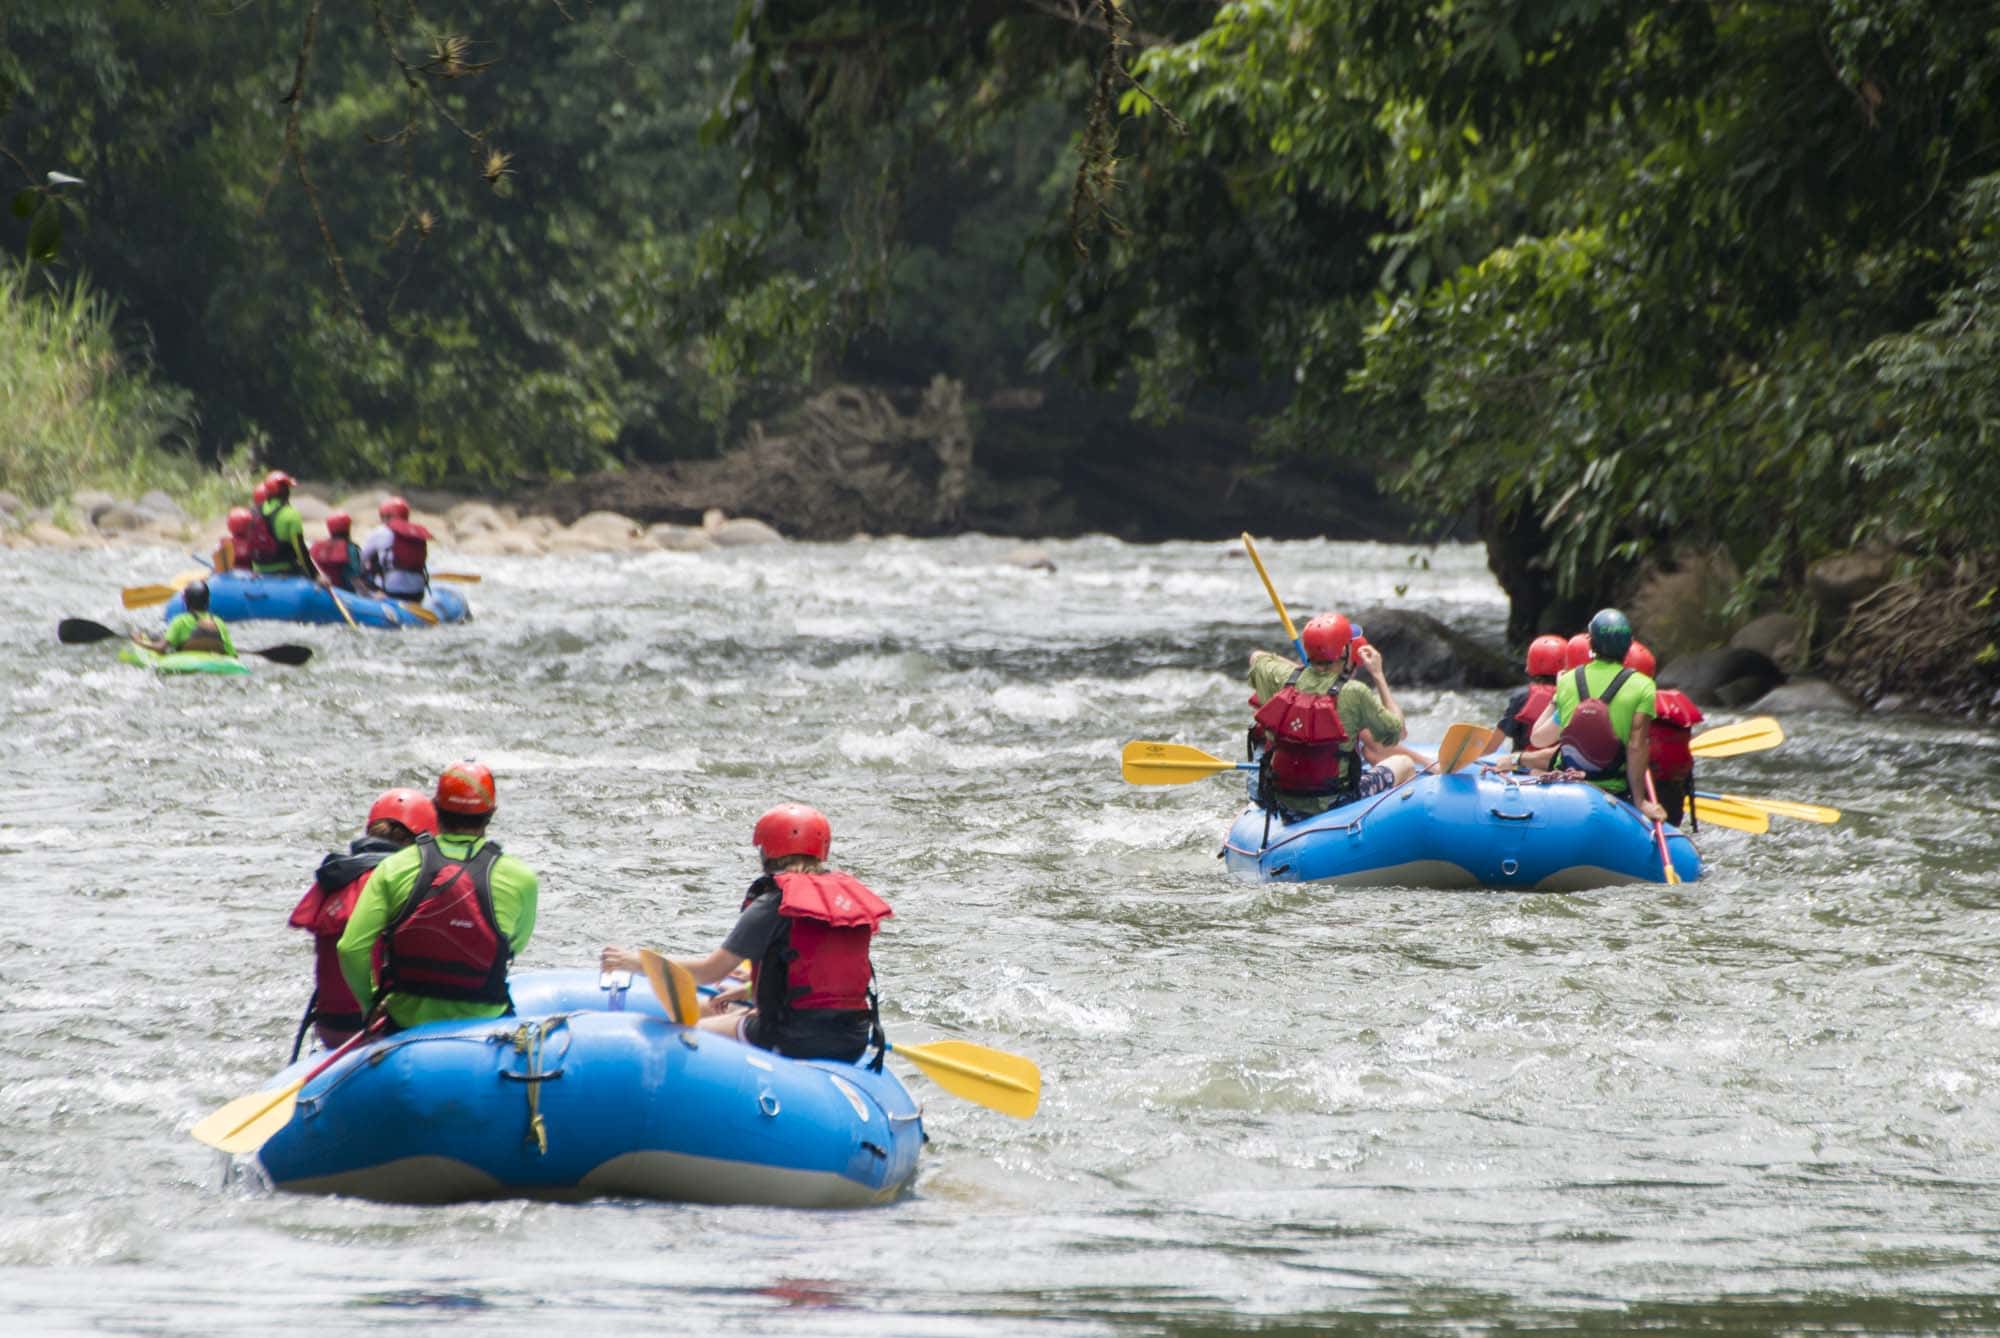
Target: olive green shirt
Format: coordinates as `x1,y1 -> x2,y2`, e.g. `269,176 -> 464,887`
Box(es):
337,832 -> 539,1029
1248,651 -> 1404,813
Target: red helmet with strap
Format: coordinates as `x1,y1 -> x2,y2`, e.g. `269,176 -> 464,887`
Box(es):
753,803 -> 832,861
434,759 -> 496,816
1525,634 -> 1567,677
1624,641 -> 1657,678
367,787 -> 438,837
226,506 -> 253,536
379,496 -> 411,521
1563,633 -> 1593,670
262,469 -> 296,494
325,510 -> 352,536
1299,613 -> 1356,664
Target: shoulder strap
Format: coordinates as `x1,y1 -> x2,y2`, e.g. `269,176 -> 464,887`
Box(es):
1596,667 -> 1634,703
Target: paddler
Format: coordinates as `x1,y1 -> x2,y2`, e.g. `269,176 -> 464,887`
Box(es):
1497,634 -> 1568,753
336,760 -> 540,1033
1624,640 -> 1705,827
287,788 -> 437,1053
600,803 -> 892,1065
134,580 -> 235,658
1245,612 -> 1413,816
247,470 -> 318,580
1527,608 -> 1668,824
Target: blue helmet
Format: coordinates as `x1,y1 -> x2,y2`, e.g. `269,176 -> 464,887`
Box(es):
1587,608 -> 1633,662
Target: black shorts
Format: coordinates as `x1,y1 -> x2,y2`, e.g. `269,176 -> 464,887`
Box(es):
746,1008 -> 873,1062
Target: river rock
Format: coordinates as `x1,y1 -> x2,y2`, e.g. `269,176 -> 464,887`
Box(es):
647,522 -> 716,553
137,489 -> 186,520
1755,677 -> 1864,715
71,490 -> 120,524
1348,607 -> 1515,689
1003,545 -> 1056,573
1729,613 -> 1806,672
710,516 -> 785,547
1659,646 -> 1785,707
448,501 -> 508,535
0,490 -> 22,517
702,507 -> 727,533
457,528 -> 546,557
26,520 -> 85,549
1807,549 -> 1895,622
92,501 -> 159,534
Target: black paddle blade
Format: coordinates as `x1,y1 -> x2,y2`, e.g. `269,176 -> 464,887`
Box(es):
58,618 -> 118,644
251,645 -> 313,666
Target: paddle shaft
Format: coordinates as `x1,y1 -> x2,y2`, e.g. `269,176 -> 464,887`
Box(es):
1239,532 -> 1304,661
1644,772 -> 1680,885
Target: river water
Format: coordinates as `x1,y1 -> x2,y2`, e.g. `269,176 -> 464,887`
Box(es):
2,536 -> 1997,1336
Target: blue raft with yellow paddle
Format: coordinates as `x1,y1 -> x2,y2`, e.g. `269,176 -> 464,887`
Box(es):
162,572 -> 468,628
1220,764 -> 1702,890
228,969 -> 927,1207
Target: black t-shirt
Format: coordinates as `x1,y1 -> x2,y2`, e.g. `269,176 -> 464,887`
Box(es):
1496,685 -> 1532,750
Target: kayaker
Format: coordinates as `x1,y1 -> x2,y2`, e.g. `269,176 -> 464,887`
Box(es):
336,760 -> 540,1033
1245,612 -> 1414,816
600,803 -> 892,1064
1497,634 -> 1568,753
287,788 -> 438,1054
248,470 -> 318,580
1528,608 -> 1668,823
361,496 -> 432,602
1625,640 -> 1706,826
309,511 -> 374,594
135,579 -> 235,657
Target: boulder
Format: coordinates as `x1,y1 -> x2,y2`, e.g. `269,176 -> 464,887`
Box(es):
1658,646 -> 1785,707
568,510 -> 644,547
1348,606 -> 1515,690
447,501 -> 508,535
92,502 -> 161,534
26,521 -> 82,549
1755,677 -> 1864,715
403,488 -> 466,514
1729,612 -> 1807,673
0,490 -> 22,516
457,528 -> 546,557
710,516 -> 785,547
71,490 -> 120,524
702,507 -> 727,533
1002,544 -> 1056,573
1807,549 -> 1895,622
137,489 -> 186,520
646,523 -> 716,553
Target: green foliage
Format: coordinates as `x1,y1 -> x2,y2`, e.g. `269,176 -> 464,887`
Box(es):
0,264 -> 212,506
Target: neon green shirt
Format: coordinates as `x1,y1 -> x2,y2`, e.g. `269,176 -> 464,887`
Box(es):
162,611 -> 236,656
253,500 -> 309,574
337,832 -> 539,1029
1551,659 -> 1658,790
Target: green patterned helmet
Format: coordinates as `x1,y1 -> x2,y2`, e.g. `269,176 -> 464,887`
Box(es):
1587,608 -> 1633,662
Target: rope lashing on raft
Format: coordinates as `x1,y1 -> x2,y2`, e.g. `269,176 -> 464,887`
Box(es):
494,1015 -> 574,1156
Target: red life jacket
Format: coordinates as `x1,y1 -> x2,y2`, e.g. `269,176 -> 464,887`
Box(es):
380,836 -> 511,1005
747,871 -> 893,1013
1649,688 -> 1704,778
245,505 -> 281,563
1513,681 -> 1556,728
1251,667 -> 1354,798
386,517 -> 430,573
288,837 -> 401,1041
309,536 -> 356,587
1559,665 -> 1637,785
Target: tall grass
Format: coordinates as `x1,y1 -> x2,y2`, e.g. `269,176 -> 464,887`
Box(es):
0,265 -> 243,514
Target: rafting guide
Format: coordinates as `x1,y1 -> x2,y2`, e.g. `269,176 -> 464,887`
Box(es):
1245,611 -> 1413,816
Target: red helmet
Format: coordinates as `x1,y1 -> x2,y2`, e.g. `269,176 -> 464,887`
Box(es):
325,510 -> 351,536
434,759 -> 497,816
367,787 -> 438,837
753,803 -> 831,861
1299,613 -> 1357,664
1624,640 -> 1657,678
379,496 -> 411,521
263,469 -> 296,493
1563,633 -> 1593,670
226,506 -> 253,536
252,482 -> 269,505
1525,634 -> 1568,677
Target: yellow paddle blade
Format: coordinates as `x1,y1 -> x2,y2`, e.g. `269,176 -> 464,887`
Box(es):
431,571 -> 482,583
1687,795 -> 1771,833
190,1080 -> 304,1154
1715,792 -> 1840,824
1120,740 -> 1241,785
640,949 -> 702,1025
1239,532 -> 1300,642
327,586 -> 360,631
894,1039 -> 1041,1119
1688,715 -> 1784,759
1434,722 -> 1502,772
390,599 -> 440,626
121,584 -> 179,609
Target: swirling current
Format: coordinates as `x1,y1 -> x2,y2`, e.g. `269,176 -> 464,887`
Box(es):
2,536 -> 1997,1336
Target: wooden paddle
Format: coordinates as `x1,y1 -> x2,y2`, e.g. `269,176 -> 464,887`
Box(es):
57,618 -> 312,665
1697,791 -> 1839,824
1239,531 -> 1302,650
1685,793 -> 1770,834
431,571 -> 481,583
1120,740 -> 1256,785
190,1018 -> 385,1154
638,950 -> 1039,1118
1687,716 -> 1784,759
326,583 -> 361,631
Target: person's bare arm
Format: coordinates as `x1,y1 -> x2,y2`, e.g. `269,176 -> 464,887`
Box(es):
1355,644 -> 1404,733
600,943 -> 744,986
1528,700 -> 1561,749
1627,717 -> 1666,822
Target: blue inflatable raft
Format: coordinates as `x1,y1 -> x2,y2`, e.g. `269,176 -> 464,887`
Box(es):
246,970 -> 924,1207
1222,767 -> 1702,890
163,572 -> 468,628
